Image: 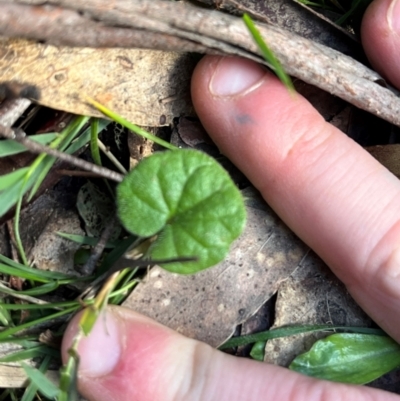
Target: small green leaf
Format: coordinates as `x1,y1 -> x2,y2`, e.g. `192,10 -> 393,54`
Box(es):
289,333 -> 400,384
250,341 -> 266,361
80,306 -> 100,336
117,149 -> 246,274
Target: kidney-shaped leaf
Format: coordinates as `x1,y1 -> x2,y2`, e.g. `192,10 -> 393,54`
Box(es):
117,149 -> 246,274
289,333 -> 400,384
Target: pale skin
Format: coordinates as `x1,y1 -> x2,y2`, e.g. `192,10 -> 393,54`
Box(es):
61,0 -> 400,399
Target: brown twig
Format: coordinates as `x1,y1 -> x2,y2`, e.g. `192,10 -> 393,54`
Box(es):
80,215 -> 118,276
1,0 -> 400,126
0,98 -> 31,128
0,3 -> 210,52
0,124 -> 124,182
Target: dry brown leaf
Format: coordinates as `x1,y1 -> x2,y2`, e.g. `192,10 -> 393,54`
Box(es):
264,251 -> 371,366
19,190 -> 84,275
0,38 -> 196,126
124,188 -> 309,347
0,343 -> 59,388
0,364 -> 58,388
366,144 -> 400,178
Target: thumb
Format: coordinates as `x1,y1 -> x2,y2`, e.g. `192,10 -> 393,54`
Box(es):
62,306 -> 398,401
361,0 -> 400,89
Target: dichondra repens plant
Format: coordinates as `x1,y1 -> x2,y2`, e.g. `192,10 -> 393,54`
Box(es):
117,148 -> 247,274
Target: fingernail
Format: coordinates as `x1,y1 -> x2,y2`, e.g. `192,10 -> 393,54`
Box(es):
77,309 -> 121,377
388,0 -> 400,33
210,56 -> 266,97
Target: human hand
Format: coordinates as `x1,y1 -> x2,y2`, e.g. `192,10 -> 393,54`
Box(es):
61,1 -> 400,399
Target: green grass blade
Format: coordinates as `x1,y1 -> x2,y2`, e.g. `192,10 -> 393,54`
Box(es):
219,324 -> 385,349
0,134 -> 58,157
22,356 -> 60,400
97,235 -> 137,275
28,116 -> 89,201
0,254 -> 76,281
0,263 -> 58,283
0,303 -> 12,326
243,13 -> 294,92
109,269 -> 139,304
0,345 -> 58,363
57,232 -> 117,248
1,301 -> 80,311
86,97 -> 178,150
90,118 -> 102,165
0,307 -> 76,340
0,281 -> 59,296
0,168 -> 29,191
0,337 -> 38,345
59,346 -> 79,401
11,116 -> 90,261
0,168 -> 38,217
65,119 -> 108,155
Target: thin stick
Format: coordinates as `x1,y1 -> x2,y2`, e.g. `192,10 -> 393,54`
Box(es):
0,125 -> 124,182
1,0 -> 400,127
56,169 -> 106,178
0,98 -> 31,128
80,215 -> 118,276
98,139 -> 128,174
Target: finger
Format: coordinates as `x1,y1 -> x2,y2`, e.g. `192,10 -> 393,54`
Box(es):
61,307 -> 399,401
361,0 -> 400,88
191,56 -> 400,341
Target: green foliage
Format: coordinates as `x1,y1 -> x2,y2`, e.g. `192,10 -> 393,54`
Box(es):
80,306 -> 99,336
243,14 -> 294,92
335,0 -> 372,24
0,307 -> 77,341
250,341 -> 266,361
0,116 -> 89,218
87,97 -> 178,150
117,149 -> 246,274
59,346 -> 79,401
0,133 -> 57,157
57,232 -> 118,248
297,0 -> 373,25
22,358 -> 60,399
0,345 -> 58,363
219,324 -> 384,349
290,333 -> 400,384
0,254 -> 77,283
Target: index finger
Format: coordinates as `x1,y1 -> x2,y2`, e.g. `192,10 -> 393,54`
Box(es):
191,55 -> 400,341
